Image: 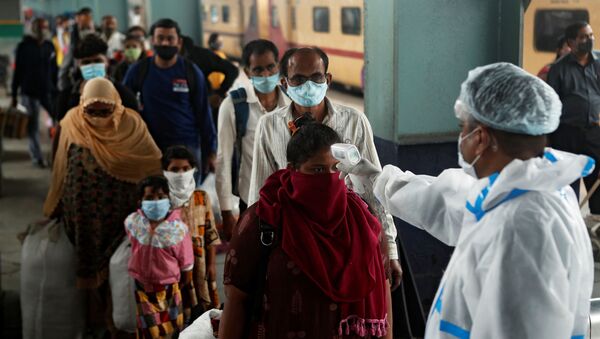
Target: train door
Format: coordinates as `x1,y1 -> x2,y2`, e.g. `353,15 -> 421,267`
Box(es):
242,0 -> 260,48
268,0 -> 291,56
201,0 -> 245,58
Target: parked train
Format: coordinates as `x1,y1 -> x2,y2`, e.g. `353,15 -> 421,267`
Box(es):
201,0 -> 364,89
523,0 -> 600,76
201,0 -> 600,89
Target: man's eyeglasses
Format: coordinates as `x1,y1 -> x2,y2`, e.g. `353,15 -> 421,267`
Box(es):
286,73 -> 327,87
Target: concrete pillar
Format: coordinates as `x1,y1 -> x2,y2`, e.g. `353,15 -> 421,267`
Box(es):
365,0 -> 524,144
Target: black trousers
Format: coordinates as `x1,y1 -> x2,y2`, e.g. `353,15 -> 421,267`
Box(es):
549,123 -> 600,213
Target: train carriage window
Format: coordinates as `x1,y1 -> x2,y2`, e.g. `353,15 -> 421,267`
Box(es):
291,6 -> 296,30
534,9 -> 589,52
313,7 -> 330,33
210,5 -> 219,24
222,5 -> 230,23
271,6 -> 280,28
341,7 -> 361,35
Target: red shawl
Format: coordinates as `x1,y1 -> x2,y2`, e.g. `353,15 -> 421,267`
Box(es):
257,169 -> 388,336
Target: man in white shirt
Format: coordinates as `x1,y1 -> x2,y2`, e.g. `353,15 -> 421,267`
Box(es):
100,15 -> 125,59
248,47 -> 402,288
216,39 -> 291,240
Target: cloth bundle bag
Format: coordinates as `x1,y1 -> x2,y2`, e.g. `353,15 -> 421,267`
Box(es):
20,220 -> 85,339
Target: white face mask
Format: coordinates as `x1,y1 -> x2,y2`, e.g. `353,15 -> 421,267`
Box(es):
163,169 -> 196,207
457,127 -> 482,178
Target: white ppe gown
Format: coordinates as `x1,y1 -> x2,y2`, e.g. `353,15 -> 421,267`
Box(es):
373,148 -> 595,339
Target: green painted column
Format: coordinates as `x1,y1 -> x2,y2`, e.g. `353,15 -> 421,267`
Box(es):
365,0 -> 525,144
149,0 -> 202,45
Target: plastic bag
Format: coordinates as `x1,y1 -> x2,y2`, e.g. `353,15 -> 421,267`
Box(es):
109,237 -> 137,333
179,308 -> 222,339
199,173 -> 226,224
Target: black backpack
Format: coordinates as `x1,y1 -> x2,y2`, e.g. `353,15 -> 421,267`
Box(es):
229,88 -> 250,197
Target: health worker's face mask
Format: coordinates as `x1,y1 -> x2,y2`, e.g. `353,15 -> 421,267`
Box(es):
286,80 -> 328,107
141,199 -> 171,221
80,63 -> 106,80
457,127 -> 482,178
124,47 -> 143,62
251,73 -> 280,94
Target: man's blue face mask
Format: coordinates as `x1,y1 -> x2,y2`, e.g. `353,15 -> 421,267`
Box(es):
250,72 -> 280,94
285,80 -> 328,108
80,63 -> 106,81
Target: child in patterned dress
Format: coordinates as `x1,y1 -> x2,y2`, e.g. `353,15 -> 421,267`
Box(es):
125,175 -> 194,339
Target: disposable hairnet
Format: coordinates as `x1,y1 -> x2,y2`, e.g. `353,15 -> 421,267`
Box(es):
454,62 -> 561,135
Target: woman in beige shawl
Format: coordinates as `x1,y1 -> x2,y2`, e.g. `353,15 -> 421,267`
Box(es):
44,77 -> 161,332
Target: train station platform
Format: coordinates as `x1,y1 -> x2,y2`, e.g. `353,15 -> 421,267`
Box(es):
0,86 -> 365,338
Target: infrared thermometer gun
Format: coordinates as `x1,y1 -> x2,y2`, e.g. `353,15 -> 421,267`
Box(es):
331,143 -> 365,194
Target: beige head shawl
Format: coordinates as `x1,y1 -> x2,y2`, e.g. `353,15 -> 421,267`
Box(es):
44,78 -> 162,216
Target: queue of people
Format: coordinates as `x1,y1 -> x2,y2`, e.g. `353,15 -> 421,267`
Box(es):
11,6 -> 600,339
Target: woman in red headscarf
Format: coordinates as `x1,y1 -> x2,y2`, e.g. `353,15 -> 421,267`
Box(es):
219,122 -> 392,338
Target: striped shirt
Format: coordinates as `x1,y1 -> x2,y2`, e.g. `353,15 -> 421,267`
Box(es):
248,98 -> 398,259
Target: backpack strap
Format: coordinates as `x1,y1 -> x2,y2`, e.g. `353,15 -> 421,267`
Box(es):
134,57 -> 151,95
229,88 -> 249,197
250,219 -> 277,322
230,88 -> 249,138
183,58 -> 198,102
132,57 -> 151,107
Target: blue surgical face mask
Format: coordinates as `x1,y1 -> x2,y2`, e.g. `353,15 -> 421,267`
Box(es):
251,72 -> 280,94
286,80 -> 328,107
80,63 -> 106,80
141,198 -> 171,221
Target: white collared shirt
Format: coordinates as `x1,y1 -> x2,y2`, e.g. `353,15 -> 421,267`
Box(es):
248,98 -> 398,259
215,85 -> 290,210
105,31 -> 125,57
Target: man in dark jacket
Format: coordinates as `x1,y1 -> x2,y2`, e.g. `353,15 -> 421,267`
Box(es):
55,34 -> 138,121
11,18 -> 54,168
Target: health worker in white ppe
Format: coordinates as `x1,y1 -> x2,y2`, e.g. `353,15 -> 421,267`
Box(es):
339,62 -> 595,339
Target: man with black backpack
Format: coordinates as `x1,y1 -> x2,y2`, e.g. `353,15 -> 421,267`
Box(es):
123,18 -> 216,182
215,40 -> 290,240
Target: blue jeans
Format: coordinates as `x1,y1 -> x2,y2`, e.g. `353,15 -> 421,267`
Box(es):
20,95 -> 45,163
